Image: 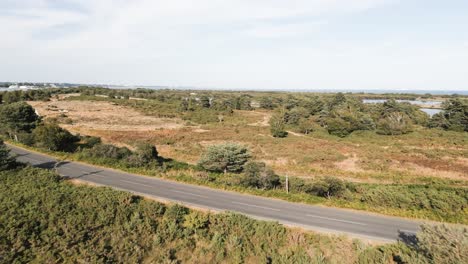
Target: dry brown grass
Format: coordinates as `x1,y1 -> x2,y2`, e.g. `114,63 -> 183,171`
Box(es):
28,97 -> 468,185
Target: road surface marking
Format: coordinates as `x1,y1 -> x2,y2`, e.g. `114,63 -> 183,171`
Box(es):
119,179 -> 150,187
232,201 -> 281,212
306,214 -> 367,226
170,190 -> 208,198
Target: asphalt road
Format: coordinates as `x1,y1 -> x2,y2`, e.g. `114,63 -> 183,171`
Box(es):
8,145 -> 421,242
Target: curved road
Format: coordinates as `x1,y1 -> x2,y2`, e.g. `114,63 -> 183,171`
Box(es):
8,145 -> 421,242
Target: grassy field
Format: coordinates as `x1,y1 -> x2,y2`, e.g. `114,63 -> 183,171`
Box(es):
31,94 -> 467,186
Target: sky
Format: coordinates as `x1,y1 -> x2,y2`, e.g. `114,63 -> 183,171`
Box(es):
1,0 -> 467,91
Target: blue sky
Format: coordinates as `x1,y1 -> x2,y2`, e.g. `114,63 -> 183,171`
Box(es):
1,0 -> 467,90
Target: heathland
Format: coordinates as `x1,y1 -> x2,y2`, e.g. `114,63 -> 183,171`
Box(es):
0,87 -> 467,224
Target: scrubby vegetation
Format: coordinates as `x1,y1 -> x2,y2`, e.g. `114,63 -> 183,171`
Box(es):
1,164 -> 466,263
2,87 -> 466,137
1,88 -> 467,224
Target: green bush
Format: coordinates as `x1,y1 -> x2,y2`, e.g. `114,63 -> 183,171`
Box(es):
240,161 -> 281,190
82,143 -> 132,159
269,113 -> 288,138
198,143 -> 251,173
377,112 -> 413,135
325,117 -> 353,137
126,143 -> 159,167
0,140 -> 16,171
308,177 -> 348,199
33,123 -> 79,152
0,102 -> 39,140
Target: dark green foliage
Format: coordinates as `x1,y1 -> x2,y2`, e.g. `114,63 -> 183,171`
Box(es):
297,117 -> 316,134
259,97 -> 275,109
32,123 -> 79,152
321,95 -> 376,137
428,99 -> 468,132
241,161 -> 281,190
0,140 -> 16,171
200,96 -> 211,108
358,185 -> 467,222
82,143 -> 132,159
284,107 -> 309,125
0,102 -> 39,140
198,143 -> 251,173
376,112 -> 413,135
326,117 -> 353,137
269,112 -> 288,138
79,135 -> 102,148
308,177 -> 348,199
126,143 -> 159,166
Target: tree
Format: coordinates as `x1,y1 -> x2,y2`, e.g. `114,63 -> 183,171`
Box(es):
259,97 -> 275,109
200,96 -> 211,108
127,143 -> 159,166
309,177 -> 347,199
440,99 -> 468,132
297,118 -> 315,135
241,161 -> 280,189
284,107 -> 309,125
198,143 -> 250,173
325,117 -> 352,137
33,123 -> 79,152
269,113 -> 288,138
0,140 -> 16,171
0,102 -> 39,141
376,112 -> 413,135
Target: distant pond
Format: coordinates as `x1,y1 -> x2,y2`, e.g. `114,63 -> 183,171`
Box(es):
420,108 -> 443,116
362,99 -> 443,117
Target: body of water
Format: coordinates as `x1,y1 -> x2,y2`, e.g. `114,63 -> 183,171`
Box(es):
362,99 -> 442,106
363,99 -> 444,117
420,108 -> 442,116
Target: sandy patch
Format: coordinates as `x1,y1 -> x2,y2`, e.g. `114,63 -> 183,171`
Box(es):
391,162 -> 467,180
248,111 -> 272,127
28,100 -> 184,131
334,155 -> 363,173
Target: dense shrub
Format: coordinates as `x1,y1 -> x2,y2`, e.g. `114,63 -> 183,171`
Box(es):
428,99 -> 468,132
308,177 -> 348,199
269,113 -> 288,138
79,135 -> 102,148
240,161 -> 281,190
359,184 -> 467,222
325,117 -> 353,137
376,112 -> 413,135
414,224 -> 468,264
0,102 -> 39,140
82,143 -> 132,160
126,143 -> 159,167
0,140 -> 16,171
198,143 -> 250,173
33,123 -> 79,152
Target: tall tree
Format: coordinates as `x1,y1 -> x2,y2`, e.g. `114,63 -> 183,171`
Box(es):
0,102 -> 39,141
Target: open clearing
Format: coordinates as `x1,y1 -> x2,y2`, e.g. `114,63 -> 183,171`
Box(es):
28,96 -> 468,184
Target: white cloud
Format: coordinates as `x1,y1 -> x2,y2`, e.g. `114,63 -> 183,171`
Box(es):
1,0 -> 467,91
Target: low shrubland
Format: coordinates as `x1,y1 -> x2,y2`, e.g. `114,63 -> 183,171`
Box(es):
1,164 -> 466,263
